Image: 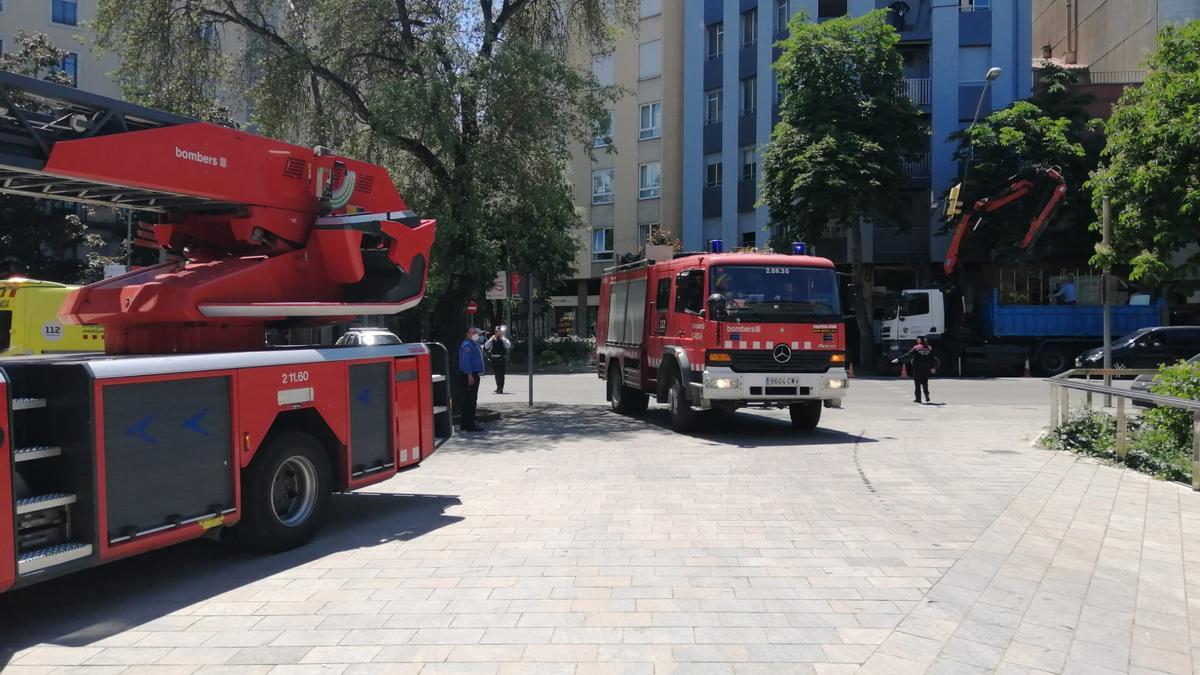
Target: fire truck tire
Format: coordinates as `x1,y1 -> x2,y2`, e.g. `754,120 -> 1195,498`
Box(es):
789,401 -> 822,430
667,372 -> 698,432
231,431 -> 332,553
609,365 -> 649,415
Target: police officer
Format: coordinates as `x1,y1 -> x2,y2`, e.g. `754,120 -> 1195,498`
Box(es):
892,336 -> 940,403
484,325 -> 511,394
458,326 -> 486,431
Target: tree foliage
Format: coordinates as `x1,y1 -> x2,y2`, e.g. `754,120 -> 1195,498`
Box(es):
1089,20 -> 1200,285
0,31 -> 114,283
93,0 -> 632,347
760,10 -> 926,367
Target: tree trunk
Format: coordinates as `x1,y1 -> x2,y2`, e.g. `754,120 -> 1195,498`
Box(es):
849,221 -> 875,373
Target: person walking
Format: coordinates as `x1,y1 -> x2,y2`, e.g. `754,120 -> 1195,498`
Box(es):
484,325 -> 511,394
892,336 -> 940,403
458,326 -> 486,431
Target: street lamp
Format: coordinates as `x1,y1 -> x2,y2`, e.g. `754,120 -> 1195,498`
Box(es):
955,66 -> 1003,208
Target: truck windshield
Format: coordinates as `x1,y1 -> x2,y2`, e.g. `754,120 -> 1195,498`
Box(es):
710,265 -> 841,323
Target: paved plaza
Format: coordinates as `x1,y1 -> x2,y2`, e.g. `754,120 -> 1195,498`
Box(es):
2,374 -> 1199,674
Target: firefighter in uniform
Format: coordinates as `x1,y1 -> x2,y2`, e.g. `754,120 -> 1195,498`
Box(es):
458,326 -> 486,431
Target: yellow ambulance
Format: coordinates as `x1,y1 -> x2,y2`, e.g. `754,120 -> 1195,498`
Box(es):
0,278 -> 105,355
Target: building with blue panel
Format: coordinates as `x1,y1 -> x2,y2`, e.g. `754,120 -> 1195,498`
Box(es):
681,0 -> 1032,281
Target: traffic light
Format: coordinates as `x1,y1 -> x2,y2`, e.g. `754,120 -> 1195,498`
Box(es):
945,183 -> 963,218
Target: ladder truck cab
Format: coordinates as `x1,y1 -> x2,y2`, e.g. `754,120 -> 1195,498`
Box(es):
597,242 -> 848,432
0,73 -> 451,593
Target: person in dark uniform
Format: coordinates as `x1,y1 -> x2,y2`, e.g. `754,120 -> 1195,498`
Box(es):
484,325 -> 511,394
458,326 -> 486,431
892,336 -> 940,403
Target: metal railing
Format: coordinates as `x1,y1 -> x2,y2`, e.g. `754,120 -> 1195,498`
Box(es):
903,78 -> 931,105
902,153 -> 931,178
1047,368 -> 1200,489
1089,70 -> 1146,85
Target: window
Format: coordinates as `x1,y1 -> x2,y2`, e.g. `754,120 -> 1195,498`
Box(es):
675,270 -> 705,315
52,0 -> 77,25
591,169 -> 614,205
739,77 -> 757,115
740,147 -> 757,182
705,155 -> 723,189
900,292 -> 930,318
639,222 -> 661,244
592,228 -> 614,262
58,52 -> 78,87
706,22 -> 724,60
740,231 -> 757,248
655,278 -> 671,312
638,40 -> 662,79
640,0 -> 662,18
960,0 -> 990,10
776,0 -> 789,33
639,102 -> 662,140
639,162 -> 661,200
592,52 -> 614,86
741,8 -> 757,48
705,89 -> 722,125
593,111 -> 613,148
774,73 -> 782,104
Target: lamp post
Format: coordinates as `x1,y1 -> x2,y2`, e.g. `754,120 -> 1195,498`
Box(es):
959,66 -> 1002,190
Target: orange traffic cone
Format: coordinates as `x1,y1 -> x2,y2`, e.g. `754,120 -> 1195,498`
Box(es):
1023,356 -> 1032,377
900,362 -> 908,378
847,362 -> 855,378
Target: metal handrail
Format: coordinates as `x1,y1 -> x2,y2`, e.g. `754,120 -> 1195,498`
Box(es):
1046,368 -> 1200,489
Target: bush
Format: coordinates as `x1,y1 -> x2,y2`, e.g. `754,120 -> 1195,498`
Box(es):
509,335 -> 596,367
1040,408 -> 1116,455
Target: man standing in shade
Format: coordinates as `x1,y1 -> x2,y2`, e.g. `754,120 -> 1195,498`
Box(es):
458,326 -> 486,431
484,325 -> 511,394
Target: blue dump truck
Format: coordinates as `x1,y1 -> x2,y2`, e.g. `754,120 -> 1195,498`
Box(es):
880,288 -> 1164,376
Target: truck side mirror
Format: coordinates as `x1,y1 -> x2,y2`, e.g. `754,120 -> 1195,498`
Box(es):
707,293 -> 727,321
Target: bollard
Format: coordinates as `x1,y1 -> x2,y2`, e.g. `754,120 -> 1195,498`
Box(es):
1116,397 -> 1127,461
1050,384 -> 1059,428
1193,410 -> 1200,491
1060,387 -> 1069,426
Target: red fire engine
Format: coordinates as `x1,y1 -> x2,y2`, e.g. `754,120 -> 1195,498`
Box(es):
597,243 -> 848,432
0,72 -> 450,592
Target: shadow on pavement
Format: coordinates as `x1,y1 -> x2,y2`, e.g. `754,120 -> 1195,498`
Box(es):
0,492 -> 462,664
447,403 -> 874,452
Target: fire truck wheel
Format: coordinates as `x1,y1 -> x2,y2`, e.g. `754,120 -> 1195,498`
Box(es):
667,372 -> 698,432
232,431 -> 332,553
609,365 -> 649,415
789,401 -> 822,430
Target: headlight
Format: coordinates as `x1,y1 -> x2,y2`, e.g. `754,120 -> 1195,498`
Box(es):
825,378 -> 847,389
705,377 -> 741,389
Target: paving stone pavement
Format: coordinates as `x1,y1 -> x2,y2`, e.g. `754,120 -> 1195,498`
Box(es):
2,375 -> 1198,674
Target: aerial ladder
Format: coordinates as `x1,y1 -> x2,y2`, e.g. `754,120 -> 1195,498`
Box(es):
0,72 -> 450,592
942,166 -> 1068,277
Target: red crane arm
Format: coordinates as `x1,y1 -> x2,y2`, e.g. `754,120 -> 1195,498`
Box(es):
942,167 -> 1068,277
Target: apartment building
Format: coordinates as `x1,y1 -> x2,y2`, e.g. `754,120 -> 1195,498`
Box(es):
681,0 -> 1032,290
1033,0 -> 1200,116
0,0 -> 122,97
559,0 -> 684,336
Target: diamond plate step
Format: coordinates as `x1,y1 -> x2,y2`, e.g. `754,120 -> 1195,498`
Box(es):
18,542 -> 92,575
13,446 -> 62,463
15,493 -> 76,515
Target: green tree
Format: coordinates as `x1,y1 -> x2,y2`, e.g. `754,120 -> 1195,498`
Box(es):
94,0 -> 630,352
0,31 -> 114,283
1090,20 -> 1200,286
760,10 -> 926,368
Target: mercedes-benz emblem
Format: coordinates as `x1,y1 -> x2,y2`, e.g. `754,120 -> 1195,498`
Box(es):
772,344 -> 792,363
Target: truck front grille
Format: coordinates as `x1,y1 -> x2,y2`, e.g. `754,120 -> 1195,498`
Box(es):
726,351 -> 832,373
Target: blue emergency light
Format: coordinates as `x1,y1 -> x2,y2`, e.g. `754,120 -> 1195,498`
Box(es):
709,239 -> 724,253
791,241 -> 806,255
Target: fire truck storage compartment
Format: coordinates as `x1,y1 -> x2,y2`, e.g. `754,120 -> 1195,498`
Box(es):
2,360 -> 100,579
606,277 -> 648,347
349,362 -> 393,477
101,376 -> 234,544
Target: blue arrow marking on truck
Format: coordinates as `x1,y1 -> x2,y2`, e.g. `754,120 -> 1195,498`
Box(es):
182,408 -> 211,436
356,386 -> 373,406
126,414 -> 158,445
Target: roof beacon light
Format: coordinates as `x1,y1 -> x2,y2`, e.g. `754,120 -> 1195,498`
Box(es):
709,239 -> 724,253
791,241 -> 806,255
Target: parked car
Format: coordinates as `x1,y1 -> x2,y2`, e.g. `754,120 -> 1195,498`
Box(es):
1130,352 -> 1200,408
335,328 -> 402,346
1075,326 -> 1200,370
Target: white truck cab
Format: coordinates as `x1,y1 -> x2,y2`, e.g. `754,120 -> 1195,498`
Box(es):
880,289 -> 947,344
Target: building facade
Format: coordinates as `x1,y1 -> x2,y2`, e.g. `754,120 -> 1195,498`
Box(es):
0,0 -> 123,98
680,0 -> 1033,289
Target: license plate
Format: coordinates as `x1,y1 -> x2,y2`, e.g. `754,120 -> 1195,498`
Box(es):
765,377 -> 799,386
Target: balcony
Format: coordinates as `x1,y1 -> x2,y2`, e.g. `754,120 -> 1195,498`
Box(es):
902,153 -> 930,179
904,78 -> 931,106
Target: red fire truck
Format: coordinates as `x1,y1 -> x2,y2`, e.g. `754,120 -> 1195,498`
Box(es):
597,245 -> 848,432
0,73 -> 450,592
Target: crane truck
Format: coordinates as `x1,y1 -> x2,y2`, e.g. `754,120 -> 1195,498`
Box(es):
882,167 -> 1162,375
0,72 -> 449,592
